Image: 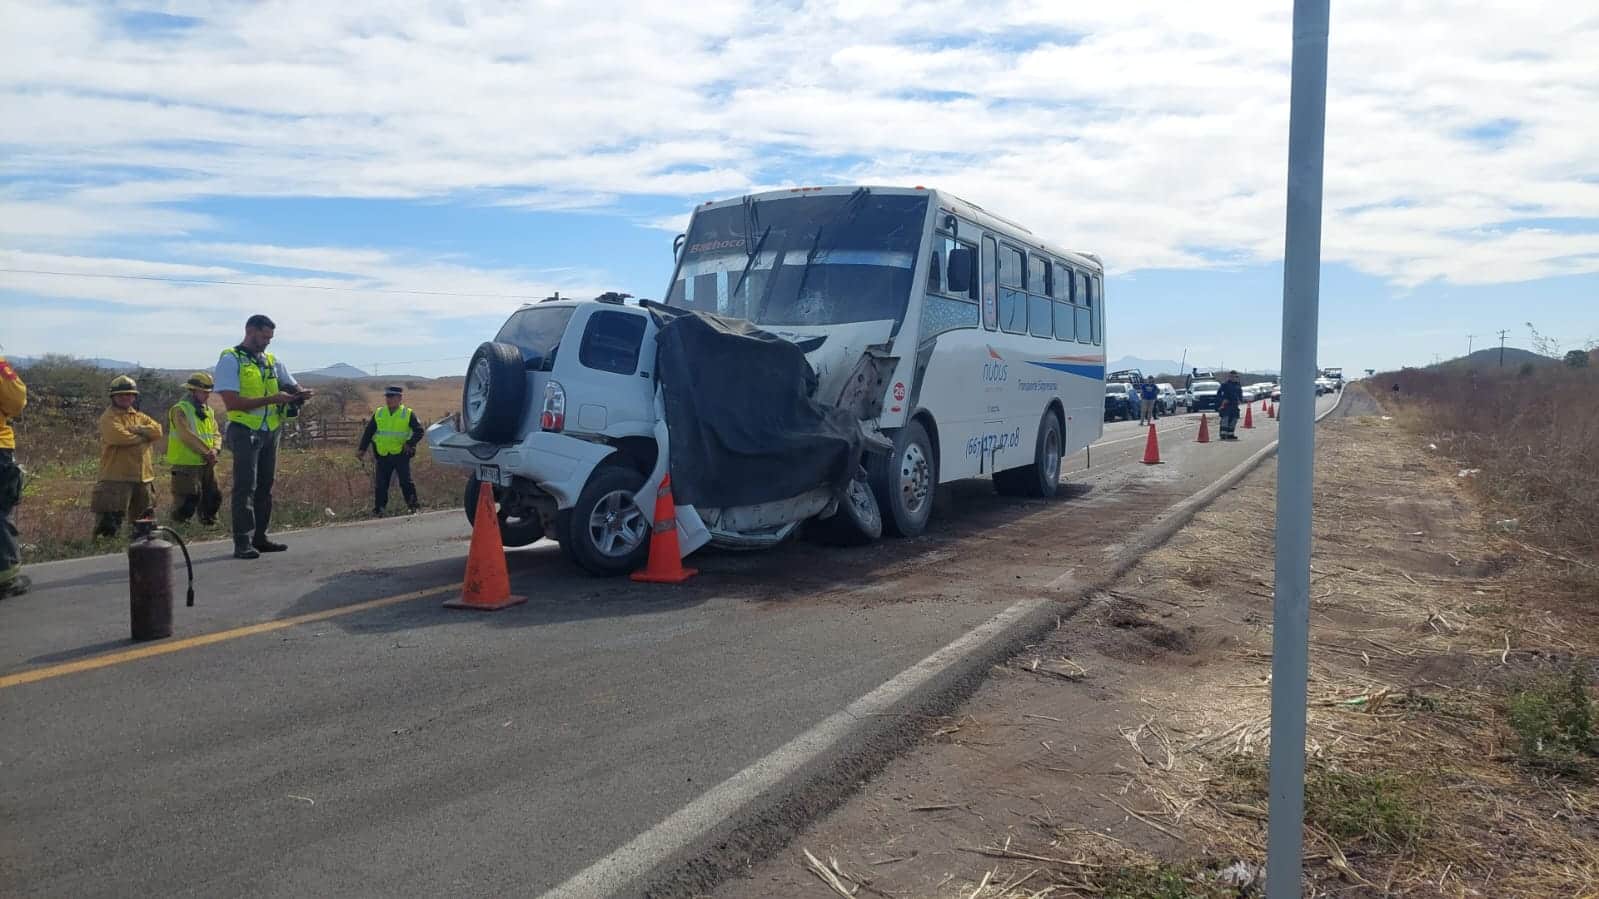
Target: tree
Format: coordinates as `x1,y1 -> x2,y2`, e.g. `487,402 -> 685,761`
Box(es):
1525,321 -> 1561,358
1565,349 -> 1590,368
322,379 -> 366,417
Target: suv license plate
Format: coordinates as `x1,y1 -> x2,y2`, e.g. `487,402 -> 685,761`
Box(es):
477,465 -> 503,485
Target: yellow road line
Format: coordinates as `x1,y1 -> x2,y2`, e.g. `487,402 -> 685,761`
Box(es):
0,583 -> 460,690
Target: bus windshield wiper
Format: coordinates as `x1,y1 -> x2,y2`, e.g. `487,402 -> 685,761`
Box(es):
730,225 -> 771,303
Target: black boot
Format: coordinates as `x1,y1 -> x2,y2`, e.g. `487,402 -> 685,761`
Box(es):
233,539 -> 260,560
252,536 -> 287,553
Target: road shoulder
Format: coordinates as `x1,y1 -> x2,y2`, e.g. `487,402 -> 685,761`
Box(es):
710,401 -> 1599,898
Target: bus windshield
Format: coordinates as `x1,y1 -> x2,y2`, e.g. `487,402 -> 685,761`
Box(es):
666,191 -> 928,329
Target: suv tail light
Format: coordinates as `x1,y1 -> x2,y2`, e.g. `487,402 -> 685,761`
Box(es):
540,380 -> 566,432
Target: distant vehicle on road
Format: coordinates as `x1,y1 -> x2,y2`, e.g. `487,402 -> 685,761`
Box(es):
1314,377 -> 1336,395
1157,383 -> 1179,415
1105,383 -> 1138,421
429,185 -> 1109,574
1188,379 -> 1222,411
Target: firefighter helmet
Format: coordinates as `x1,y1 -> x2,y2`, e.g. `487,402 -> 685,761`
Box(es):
108,375 -> 140,396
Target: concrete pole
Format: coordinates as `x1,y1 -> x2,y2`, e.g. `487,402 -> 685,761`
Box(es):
1268,1 -> 1330,897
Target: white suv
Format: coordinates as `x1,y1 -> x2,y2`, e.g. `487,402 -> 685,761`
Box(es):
427,297 -> 887,576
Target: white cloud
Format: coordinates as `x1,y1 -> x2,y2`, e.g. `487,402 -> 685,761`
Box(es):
1,0 -> 1597,304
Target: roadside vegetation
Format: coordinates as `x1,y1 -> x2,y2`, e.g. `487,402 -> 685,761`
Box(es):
757,384 -> 1596,899
9,356 -> 470,562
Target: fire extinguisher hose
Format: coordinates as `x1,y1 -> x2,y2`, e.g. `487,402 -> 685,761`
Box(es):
153,526 -> 196,607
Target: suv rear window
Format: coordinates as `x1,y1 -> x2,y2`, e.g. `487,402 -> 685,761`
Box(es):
495,306 -> 576,368
579,310 -> 647,375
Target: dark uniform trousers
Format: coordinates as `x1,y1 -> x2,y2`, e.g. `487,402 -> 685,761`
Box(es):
170,464 -> 223,524
373,451 -> 418,513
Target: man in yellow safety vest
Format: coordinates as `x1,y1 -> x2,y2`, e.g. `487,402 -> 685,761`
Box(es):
214,314 -> 314,559
166,371 -> 223,525
356,385 -> 424,516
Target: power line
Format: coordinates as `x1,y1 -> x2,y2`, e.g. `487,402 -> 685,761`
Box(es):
0,267 -> 554,302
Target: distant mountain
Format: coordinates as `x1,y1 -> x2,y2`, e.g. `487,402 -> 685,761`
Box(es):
296,362 -> 370,380
8,355 -> 142,372
1108,356 -> 1187,376
1430,347 -> 1554,371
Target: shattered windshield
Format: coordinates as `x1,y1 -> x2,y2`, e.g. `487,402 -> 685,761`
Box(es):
666,191 -> 928,329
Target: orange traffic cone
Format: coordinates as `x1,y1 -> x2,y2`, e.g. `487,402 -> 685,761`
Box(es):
632,474 -> 698,584
444,482 -> 527,611
1196,413 -> 1211,443
1267,401 -> 1276,419
1141,423 -> 1162,465
1243,403 -> 1255,429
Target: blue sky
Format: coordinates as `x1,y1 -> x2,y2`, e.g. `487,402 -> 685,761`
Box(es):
3,0 -> 1597,377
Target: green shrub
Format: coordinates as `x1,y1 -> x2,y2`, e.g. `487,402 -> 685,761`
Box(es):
1507,669 -> 1595,763
1304,768 -> 1426,850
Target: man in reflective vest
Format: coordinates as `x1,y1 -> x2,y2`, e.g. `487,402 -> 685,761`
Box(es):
166,371 -> 223,525
356,385 -> 424,516
214,314 -> 314,559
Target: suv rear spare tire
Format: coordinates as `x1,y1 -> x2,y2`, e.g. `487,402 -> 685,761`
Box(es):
462,341 -> 528,443
556,464 -> 651,576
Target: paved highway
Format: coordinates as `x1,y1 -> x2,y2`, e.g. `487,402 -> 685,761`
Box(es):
0,400 -> 1328,897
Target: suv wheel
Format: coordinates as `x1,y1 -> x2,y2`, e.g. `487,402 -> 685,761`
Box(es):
463,477 -> 544,548
462,341 -> 528,443
806,466 -> 883,546
556,464 -> 651,576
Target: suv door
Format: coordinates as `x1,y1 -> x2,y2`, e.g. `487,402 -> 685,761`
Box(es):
554,305 -> 657,436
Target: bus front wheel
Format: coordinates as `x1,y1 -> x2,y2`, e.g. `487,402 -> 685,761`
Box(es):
994,411 -> 1063,499
871,420 -> 936,538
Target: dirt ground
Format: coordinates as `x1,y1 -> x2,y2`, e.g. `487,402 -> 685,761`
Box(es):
710,392 -> 1599,898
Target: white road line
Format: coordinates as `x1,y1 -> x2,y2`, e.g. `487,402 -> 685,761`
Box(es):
538,597 -> 1047,899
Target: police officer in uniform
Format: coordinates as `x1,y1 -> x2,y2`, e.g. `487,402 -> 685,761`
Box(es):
214,314 -> 314,559
167,371 -> 223,525
356,385 -> 424,516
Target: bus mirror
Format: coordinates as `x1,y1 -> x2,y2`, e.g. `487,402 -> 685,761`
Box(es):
673,233 -> 686,258
946,247 -> 974,294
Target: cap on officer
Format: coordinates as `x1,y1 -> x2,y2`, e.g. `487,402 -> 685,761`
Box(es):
384,385 -> 404,397
108,375 -> 140,396
185,371 -> 215,391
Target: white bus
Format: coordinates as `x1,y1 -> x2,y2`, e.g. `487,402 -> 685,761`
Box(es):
665,185 -> 1106,537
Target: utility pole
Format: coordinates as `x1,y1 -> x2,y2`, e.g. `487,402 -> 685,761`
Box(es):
1269,1 -> 1329,897
1466,333 -> 1476,356
1497,329 -> 1510,367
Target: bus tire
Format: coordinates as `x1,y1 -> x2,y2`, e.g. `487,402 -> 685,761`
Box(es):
871,420 -> 936,538
994,411 -> 1062,498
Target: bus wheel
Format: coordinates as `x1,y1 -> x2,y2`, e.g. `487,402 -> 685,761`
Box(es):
994,412 -> 1062,498
871,420 -> 936,538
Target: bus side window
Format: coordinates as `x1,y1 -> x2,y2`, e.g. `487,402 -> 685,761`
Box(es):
926,245 -> 943,294
981,236 -> 998,330
1091,274 -> 1103,345
1074,270 -> 1091,344
998,243 -> 1027,334
1053,262 -> 1075,341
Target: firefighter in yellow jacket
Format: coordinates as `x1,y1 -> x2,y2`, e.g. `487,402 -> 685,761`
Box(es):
92,375 -> 164,538
0,355 -> 27,598
167,371 -> 223,525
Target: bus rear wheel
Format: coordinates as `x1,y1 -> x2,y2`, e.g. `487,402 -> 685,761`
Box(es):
871,420 -> 936,538
994,412 -> 1063,498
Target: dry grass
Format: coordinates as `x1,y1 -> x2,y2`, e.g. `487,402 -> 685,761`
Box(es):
1383,363 -> 1599,566
938,404 -> 1599,898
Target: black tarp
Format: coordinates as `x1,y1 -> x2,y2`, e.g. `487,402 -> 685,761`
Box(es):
646,304 -> 862,509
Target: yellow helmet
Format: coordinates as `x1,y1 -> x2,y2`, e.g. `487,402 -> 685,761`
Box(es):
108,375 -> 140,396
185,371 -> 215,391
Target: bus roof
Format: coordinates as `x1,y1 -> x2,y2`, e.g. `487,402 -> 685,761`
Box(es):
690,185 -> 1104,273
